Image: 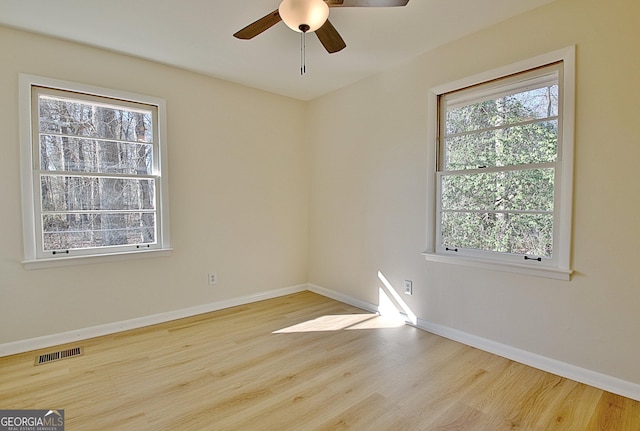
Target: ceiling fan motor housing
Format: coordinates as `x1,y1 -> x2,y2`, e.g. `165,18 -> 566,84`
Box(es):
278,0 -> 330,33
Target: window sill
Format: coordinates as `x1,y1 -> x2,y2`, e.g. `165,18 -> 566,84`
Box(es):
22,248 -> 173,270
422,251 -> 573,281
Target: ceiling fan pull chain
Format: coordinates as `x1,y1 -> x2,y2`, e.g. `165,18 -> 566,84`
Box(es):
300,31 -> 306,75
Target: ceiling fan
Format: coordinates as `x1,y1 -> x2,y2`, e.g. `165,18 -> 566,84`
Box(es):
234,0 -> 410,54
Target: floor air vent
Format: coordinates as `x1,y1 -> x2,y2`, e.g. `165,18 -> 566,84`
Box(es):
35,347 -> 83,366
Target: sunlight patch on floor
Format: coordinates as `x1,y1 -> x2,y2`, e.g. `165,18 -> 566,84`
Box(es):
273,313 -> 404,334
273,270 -> 418,334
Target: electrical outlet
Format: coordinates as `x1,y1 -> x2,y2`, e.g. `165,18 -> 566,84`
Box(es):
404,280 -> 413,295
208,272 -> 218,285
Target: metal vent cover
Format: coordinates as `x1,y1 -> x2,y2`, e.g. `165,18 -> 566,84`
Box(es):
35,347 -> 83,366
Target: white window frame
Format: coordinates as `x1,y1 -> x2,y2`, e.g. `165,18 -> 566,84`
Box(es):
423,47 -> 575,280
19,74 -> 171,269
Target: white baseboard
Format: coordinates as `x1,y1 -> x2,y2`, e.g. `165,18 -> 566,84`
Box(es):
415,318 -> 640,402
3,282 -> 639,402
310,284 -> 640,402
0,284 -> 308,357
307,283 -> 379,313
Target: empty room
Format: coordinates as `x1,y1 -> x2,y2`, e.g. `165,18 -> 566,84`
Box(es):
1,0 -> 639,429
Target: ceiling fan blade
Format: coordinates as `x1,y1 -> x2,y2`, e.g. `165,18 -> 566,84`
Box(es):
233,10 -> 282,39
326,0 -> 409,6
315,20 -> 346,53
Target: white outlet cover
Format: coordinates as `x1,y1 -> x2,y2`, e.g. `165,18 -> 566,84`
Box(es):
404,280 -> 412,295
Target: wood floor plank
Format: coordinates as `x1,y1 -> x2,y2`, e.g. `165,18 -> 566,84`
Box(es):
539,382 -> 602,430
1,291 -> 638,430
585,391 -> 640,430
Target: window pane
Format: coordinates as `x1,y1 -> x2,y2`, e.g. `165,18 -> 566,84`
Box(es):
444,120 -> 557,170
42,212 -> 156,251
441,212 -> 553,257
38,95 -> 153,143
446,85 -> 558,135
40,135 -> 153,175
441,168 -> 555,212
41,176 -> 156,211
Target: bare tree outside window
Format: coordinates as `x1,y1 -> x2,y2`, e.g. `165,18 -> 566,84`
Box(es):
37,91 -> 157,252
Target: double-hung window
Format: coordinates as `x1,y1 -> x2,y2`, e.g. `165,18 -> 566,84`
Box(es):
425,48 -> 575,279
20,75 -> 171,268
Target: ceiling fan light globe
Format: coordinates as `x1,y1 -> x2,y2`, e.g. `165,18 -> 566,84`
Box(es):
278,0 -> 330,33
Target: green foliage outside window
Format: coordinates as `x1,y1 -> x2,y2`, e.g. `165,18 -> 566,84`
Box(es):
440,83 -> 559,257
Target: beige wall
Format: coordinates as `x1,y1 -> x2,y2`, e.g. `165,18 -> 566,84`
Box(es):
0,26 -> 309,343
308,0 -> 640,384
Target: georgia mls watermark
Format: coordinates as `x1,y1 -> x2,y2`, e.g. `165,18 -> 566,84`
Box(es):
0,410 -> 64,431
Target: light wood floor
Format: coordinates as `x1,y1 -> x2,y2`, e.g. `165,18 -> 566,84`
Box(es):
1,291 -> 638,430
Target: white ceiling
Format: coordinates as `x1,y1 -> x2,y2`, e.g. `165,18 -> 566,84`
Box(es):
0,0 -> 556,101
